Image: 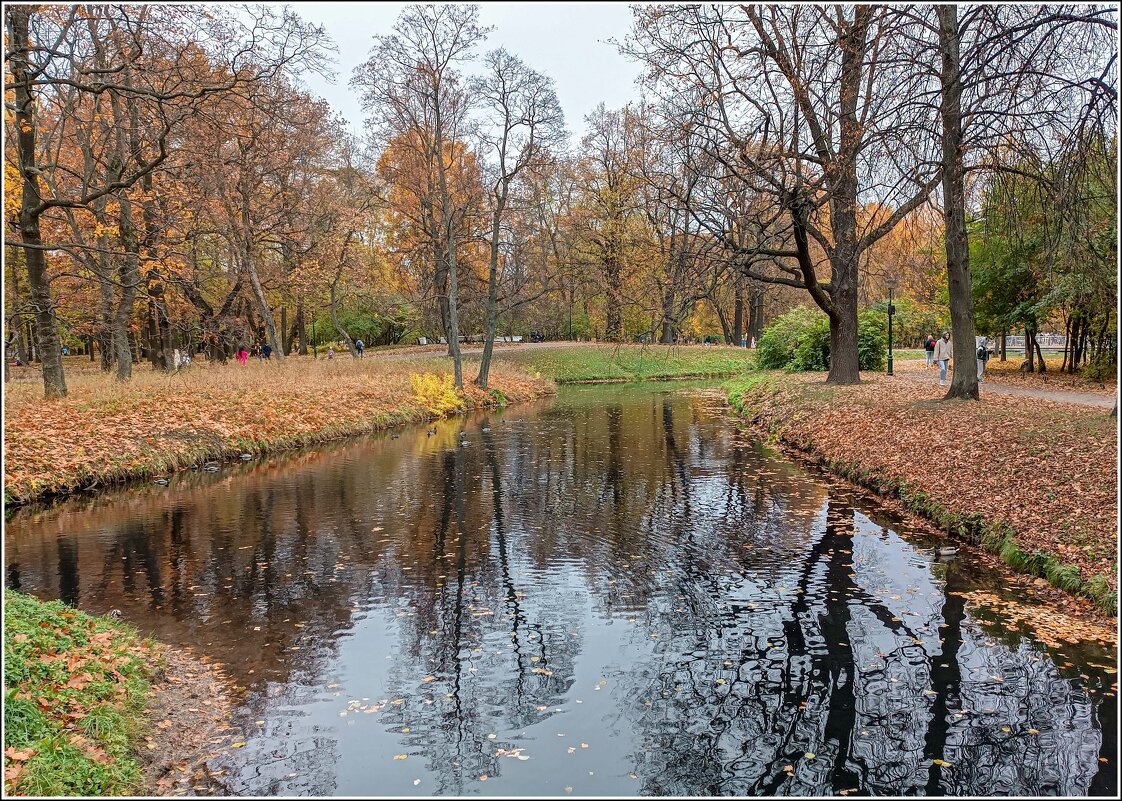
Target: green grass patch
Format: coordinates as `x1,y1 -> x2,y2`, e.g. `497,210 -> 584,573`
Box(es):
3,590 -> 158,796
497,344 -> 756,383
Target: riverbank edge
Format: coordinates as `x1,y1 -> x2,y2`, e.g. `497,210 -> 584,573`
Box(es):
3,379 -> 557,509
2,590 -> 238,797
724,373 -> 1117,615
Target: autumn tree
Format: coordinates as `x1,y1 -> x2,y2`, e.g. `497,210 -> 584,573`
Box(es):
354,3 -> 491,388
4,4 -> 332,392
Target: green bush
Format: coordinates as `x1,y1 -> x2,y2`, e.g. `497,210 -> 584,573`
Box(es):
758,306 -> 887,372
857,309 -> 888,371
756,306 -> 824,369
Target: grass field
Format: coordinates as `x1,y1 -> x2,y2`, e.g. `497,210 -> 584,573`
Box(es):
493,343 -> 757,383
3,591 -> 156,796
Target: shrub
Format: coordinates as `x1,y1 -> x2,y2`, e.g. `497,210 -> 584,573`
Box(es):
857,309 -> 888,371
758,306 -> 887,372
410,373 -> 465,418
756,306 -> 825,369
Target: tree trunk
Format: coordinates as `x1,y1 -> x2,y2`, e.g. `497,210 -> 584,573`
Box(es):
659,283 -> 676,344
329,283 -> 358,357
732,284 -> 744,346
938,4 -> 979,400
280,305 -> 289,356
827,288 -> 860,384
1061,315 -> 1072,372
999,329 -> 1006,361
1025,324 -> 1035,372
10,6 -> 66,399
8,245 -> 29,364
476,202 -> 505,390
605,252 -> 623,342
293,302 -> 308,356
243,248 -> 283,362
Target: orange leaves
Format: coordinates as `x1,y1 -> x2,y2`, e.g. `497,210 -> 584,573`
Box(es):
732,367 -> 1117,599
4,357 -> 554,503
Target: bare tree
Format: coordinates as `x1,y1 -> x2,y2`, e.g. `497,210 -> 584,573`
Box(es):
472,48 -> 565,387
627,5 -> 940,383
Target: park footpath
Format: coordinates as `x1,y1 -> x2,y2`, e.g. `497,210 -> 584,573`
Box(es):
726,363 -> 1117,615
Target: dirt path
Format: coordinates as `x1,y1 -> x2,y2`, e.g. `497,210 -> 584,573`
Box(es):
893,359 -> 1116,409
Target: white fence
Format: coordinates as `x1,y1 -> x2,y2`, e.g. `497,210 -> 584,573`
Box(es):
999,333 -> 1067,351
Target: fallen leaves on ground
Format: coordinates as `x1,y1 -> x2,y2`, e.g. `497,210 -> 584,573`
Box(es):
4,357 -> 554,503
729,371 -> 1117,599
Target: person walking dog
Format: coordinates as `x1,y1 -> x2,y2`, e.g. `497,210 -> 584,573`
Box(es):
934,331 -> 953,386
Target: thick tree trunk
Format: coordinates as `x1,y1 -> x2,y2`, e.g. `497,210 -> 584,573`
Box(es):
827,284 -> 860,384
660,284 -> 676,344
999,329 -> 1006,361
605,252 -> 623,342
10,6 -> 66,399
292,302 -> 308,356
938,4 -> 979,401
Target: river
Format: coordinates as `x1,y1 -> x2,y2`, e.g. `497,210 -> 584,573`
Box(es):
4,383 -> 1116,796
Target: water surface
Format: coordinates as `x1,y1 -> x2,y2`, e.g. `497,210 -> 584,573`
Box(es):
5,383 -> 1116,796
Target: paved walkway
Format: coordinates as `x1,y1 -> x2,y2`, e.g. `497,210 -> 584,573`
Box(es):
894,361 -> 1115,409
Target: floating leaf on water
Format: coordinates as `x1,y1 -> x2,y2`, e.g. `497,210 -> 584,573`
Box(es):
393,754 -> 408,760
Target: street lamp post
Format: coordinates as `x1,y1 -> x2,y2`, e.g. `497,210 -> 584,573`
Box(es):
886,277 -> 898,376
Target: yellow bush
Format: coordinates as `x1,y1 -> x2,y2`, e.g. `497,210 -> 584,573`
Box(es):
410,372 -> 465,418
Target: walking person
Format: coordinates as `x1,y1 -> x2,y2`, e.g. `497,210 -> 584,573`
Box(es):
262,342 -> 272,360
924,333 -> 937,368
355,338 -> 365,358
252,342 -> 262,361
934,331 -> 953,386
236,346 -> 249,365
327,345 -> 335,360
976,335 -> 990,383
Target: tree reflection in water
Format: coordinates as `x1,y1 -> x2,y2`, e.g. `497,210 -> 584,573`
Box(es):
4,385 -> 1115,796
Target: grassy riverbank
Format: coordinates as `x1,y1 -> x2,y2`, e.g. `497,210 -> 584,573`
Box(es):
495,343 -> 756,383
3,357 -> 554,505
3,590 -> 155,795
726,371 -> 1118,613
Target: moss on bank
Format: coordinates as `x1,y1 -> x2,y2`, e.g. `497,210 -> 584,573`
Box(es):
3,590 -> 156,796
725,373 -> 1117,614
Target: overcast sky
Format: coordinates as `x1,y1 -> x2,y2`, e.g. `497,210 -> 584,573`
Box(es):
287,2 -> 643,141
